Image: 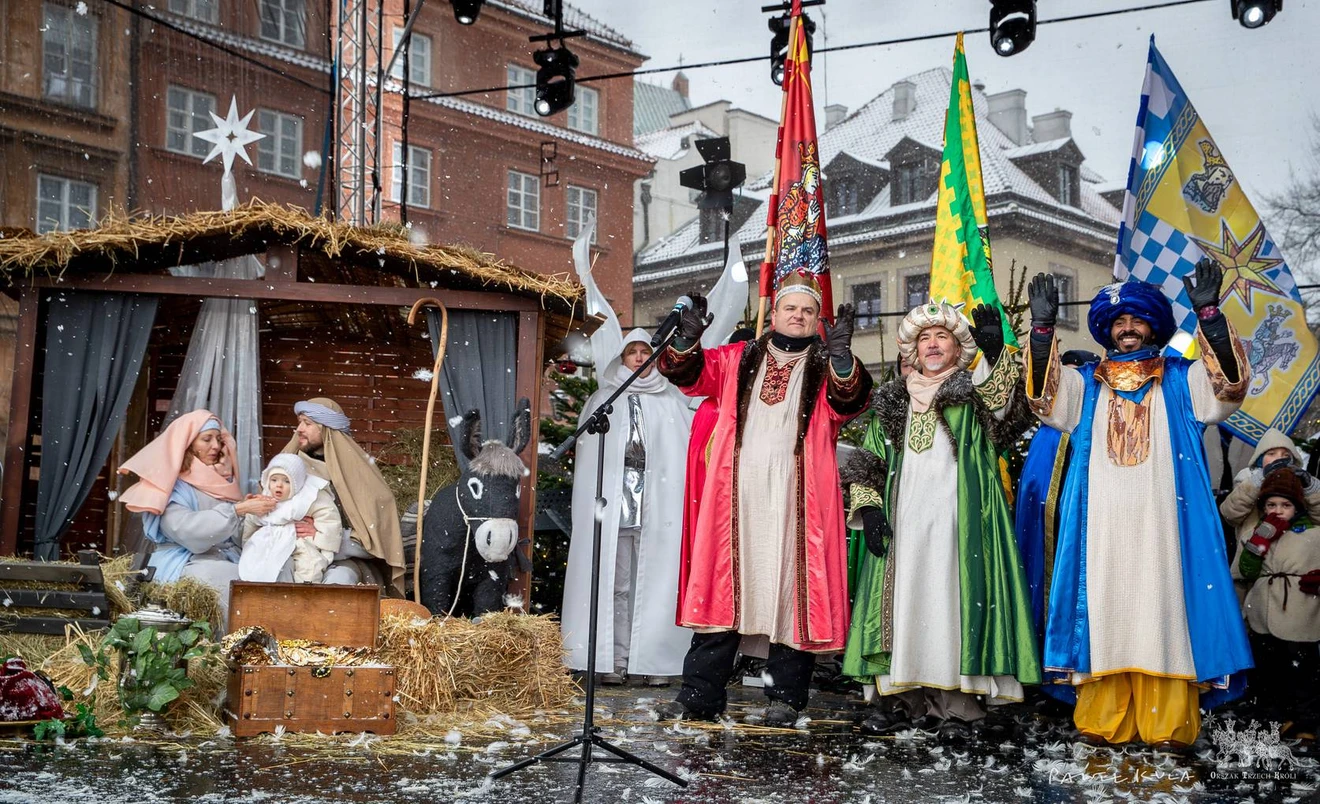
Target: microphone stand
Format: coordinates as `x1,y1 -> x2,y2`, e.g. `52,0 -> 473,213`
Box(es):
490,328 -> 688,801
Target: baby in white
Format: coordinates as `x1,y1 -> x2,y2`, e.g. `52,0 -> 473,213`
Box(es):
239,454 -> 341,584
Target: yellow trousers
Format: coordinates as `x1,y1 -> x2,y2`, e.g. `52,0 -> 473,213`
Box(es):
1073,672 -> 1201,746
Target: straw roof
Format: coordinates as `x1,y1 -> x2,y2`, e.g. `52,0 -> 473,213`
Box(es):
0,201 -> 585,308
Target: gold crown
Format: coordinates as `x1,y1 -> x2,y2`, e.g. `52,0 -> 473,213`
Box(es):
777,269 -> 823,303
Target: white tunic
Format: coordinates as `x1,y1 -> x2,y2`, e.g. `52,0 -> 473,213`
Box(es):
1036,359 -> 1239,679
880,359 -> 1023,703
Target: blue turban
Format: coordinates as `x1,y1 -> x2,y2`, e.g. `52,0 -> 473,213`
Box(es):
1087,281 -> 1177,351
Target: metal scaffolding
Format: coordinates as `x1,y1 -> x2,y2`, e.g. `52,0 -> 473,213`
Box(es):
334,0 -> 383,225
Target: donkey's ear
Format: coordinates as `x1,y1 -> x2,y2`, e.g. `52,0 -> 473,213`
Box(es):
460,409 -> 483,460
509,397 -> 532,454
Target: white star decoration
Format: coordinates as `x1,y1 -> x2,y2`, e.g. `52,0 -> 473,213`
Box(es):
193,97 -> 264,174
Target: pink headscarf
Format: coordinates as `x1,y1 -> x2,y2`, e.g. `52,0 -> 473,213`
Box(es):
118,410 -> 243,514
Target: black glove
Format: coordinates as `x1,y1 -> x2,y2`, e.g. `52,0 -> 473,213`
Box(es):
861,507 -> 892,558
1027,273 -> 1058,330
1263,457 -> 1293,477
1183,258 -> 1223,313
675,293 -> 710,343
824,303 -> 856,365
1296,469 -> 1315,488
970,304 -> 1005,365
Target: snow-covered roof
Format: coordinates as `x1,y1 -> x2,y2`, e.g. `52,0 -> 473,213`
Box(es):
637,67 -> 1119,276
1004,138 -> 1073,159
634,79 -> 692,137
418,90 -> 653,162
635,120 -> 720,160
161,14 -> 332,74
491,1 -> 639,56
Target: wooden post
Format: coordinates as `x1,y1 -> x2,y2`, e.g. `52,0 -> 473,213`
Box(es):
511,310 -> 545,607
1,291 -> 41,555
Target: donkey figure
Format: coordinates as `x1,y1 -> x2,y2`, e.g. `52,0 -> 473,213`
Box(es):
419,398 -> 532,617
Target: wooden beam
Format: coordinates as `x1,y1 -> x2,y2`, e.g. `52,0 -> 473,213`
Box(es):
31,275 -> 541,312
0,291 -> 39,555
0,589 -> 109,610
0,616 -> 111,635
0,563 -> 102,586
511,310 -> 545,607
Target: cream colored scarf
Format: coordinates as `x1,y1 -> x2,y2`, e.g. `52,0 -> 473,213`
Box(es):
905,365 -> 958,414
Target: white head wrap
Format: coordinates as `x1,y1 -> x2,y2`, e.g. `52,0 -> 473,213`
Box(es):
896,300 -> 978,370
295,400 -> 351,432
261,453 -> 308,496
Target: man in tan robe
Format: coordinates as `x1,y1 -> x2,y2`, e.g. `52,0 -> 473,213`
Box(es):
282,398 -> 406,596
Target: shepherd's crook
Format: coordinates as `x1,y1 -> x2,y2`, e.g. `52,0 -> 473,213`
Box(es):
407,297 -> 449,605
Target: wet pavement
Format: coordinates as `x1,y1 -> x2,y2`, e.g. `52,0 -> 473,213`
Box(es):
1,685 -> 1318,803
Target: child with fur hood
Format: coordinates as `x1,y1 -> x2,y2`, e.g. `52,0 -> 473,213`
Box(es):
239,453 -> 342,583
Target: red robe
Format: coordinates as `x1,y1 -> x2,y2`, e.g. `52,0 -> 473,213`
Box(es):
678,397 -> 720,627
660,337 -> 871,651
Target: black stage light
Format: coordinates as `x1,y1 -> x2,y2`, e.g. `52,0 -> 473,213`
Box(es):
1232,0 -> 1281,28
768,12 -> 817,86
679,137 -> 747,211
989,0 -> 1036,57
451,0 -> 484,25
533,44 -> 579,117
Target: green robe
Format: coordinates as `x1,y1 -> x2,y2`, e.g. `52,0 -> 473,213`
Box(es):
843,378 -> 1041,686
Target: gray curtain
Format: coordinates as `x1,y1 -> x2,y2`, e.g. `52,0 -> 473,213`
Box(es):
35,291 -> 158,559
426,310 -> 518,473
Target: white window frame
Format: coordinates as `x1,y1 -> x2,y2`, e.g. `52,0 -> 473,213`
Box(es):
389,143 -> 432,208
565,185 -> 598,241
257,109 -> 302,179
165,86 -> 218,158
167,0 -> 218,23
1058,163 -> 1080,207
852,279 -> 884,331
42,3 -> 98,110
1050,264 -> 1079,329
259,0 -> 306,49
566,86 -> 599,135
903,271 -> 931,310
390,28 -> 431,87
36,173 -> 97,234
506,65 -> 537,117
507,170 -> 540,231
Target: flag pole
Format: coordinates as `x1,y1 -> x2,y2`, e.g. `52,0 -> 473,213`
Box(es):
755,12 -> 798,338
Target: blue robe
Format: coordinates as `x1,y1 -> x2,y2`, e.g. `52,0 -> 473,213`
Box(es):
1043,358 -> 1252,707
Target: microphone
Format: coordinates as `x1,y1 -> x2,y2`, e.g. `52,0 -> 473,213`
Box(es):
651,295 -> 693,347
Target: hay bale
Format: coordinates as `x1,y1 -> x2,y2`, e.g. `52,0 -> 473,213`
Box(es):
377,612 -> 576,717
140,578 -> 222,635
0,632 -> 67,667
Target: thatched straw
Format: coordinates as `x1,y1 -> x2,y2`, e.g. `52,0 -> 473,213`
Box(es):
0,201 -> 584,305
140,578 -> 223,636
0,632 -> 67,667
0,553 -> 137,620
377,612 -> 576,717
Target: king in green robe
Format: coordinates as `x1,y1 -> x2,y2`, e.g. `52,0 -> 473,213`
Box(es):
843,301 -> 1040,737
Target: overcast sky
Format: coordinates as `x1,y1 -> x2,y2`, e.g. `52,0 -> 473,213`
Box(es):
573,0 -> 1318,225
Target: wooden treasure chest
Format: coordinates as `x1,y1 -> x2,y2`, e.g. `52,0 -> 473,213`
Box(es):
224,582 -> 396,737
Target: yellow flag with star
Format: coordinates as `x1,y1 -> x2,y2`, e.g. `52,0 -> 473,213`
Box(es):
1113,38 -> 1319,442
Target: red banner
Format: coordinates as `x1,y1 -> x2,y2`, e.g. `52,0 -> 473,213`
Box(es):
760,0 -> 832,319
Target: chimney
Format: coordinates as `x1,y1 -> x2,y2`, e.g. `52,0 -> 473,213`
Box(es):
1032,109 -> 1073,142
671,71 -> 689,100
825,103 -> 848,130
891,81 -> 916,122
987,89 -> 1028,146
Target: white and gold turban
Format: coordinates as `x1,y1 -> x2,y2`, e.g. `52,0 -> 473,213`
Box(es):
896,300 -> 978,370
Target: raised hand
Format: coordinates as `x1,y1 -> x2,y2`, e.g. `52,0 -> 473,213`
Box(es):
1027,273 -> 1059,330
1183,258 -> 1223,312
969,304 -> 1005,364
824,303 -> 856,363
675,293 -> 710,342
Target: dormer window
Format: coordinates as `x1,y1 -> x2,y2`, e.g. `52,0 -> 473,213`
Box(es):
1058,164 -> 1080,208
831,176 -> 860,217
893,157 -> 937,205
